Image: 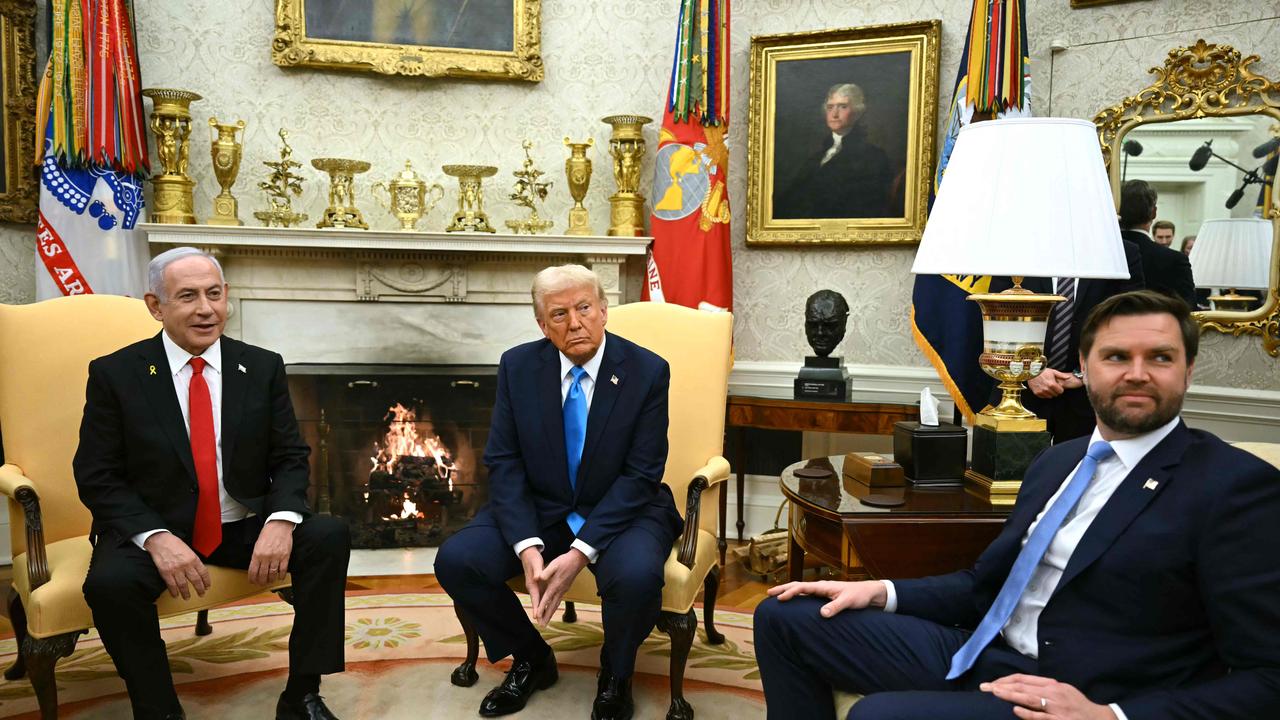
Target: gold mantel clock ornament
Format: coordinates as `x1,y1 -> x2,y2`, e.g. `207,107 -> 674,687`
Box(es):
563,137 -> 594,235
207,118 -> 246,226
505,141 -> 554,235
143,88 -> 202,224
602,115 -> 651,236
372,161 -> 444,231
443,164 -> 498,233
313,158 -> 372,229
253,128 -> 308,228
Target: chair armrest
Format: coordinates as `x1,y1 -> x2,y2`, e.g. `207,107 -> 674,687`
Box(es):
676,456 -> 731,569
0,464 -> 51,591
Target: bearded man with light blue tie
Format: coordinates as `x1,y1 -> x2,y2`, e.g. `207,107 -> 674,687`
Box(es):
753,290 -> 1280,720
436,264 -> 682,720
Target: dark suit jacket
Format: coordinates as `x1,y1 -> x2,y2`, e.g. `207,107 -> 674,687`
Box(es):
1122,228 -> 1197,308
481,332 -> 682,554
73,334 -> 312,545
988,239 -> 1144,441
774,125 -> 895,219
893,423 -> 1280,719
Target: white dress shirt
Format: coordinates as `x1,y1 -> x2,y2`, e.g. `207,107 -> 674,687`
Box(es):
133,332 -> 302,549
820,132 -> 845,166
882,415 -> 1181,720
512,336 -> 606,564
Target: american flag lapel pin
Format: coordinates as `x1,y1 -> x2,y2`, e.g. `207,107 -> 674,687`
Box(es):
238,364 -> 247,374
610,375 -> 619,385
1143,479 -> 1159,491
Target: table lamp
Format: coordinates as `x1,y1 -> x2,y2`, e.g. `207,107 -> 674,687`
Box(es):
911,117 -> 1131,502
1188,218 -> 1273,311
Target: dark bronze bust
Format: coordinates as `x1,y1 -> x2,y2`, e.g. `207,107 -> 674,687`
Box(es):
804,290 -> 850,358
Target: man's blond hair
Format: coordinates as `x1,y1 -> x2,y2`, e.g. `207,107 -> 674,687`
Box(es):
530,264 -> 607,317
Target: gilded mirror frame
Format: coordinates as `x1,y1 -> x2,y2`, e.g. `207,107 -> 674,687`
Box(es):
0,0 -> 37,224
1094,40 -> 1280,356
272,0 -> 543,82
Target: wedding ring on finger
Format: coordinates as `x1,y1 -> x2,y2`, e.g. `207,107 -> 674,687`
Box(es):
1040,697 -> 1048,709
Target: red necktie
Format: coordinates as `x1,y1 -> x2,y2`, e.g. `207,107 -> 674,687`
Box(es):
188,357 -> 222,555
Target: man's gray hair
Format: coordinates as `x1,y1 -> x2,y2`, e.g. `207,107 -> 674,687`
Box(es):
148,246 -> 226,302
530,264 -> 607,316
825,83 -> 867,115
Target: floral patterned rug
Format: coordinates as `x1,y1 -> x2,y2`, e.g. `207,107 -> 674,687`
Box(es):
0,592 -> 764,719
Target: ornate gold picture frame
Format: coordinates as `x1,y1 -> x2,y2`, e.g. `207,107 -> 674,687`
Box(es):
0,0 -> 37,224
272,0 -> 543,82
1094,39 -> 1280,356
746,20 -> 940,246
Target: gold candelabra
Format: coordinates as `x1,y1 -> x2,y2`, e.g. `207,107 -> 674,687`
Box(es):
506,141 -> 554,235
253,128 -> 308,228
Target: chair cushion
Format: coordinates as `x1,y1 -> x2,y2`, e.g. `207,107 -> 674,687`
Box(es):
506,528 -> 719,615
14,535 -> 290,639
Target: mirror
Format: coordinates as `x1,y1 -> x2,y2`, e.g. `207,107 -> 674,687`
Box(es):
1094,40 -> 1280,356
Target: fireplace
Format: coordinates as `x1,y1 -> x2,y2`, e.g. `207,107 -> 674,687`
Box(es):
288,364 -> 496,549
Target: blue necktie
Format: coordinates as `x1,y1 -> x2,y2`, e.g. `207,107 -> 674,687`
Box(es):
563,366 -> 588,535
946,440 -> 1115,679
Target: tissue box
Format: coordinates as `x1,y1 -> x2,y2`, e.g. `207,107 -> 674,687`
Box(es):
893,421 -> 967,486
842,451 -> 905,488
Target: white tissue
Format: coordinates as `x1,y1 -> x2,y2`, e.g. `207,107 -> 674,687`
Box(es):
920,387 -> 940,426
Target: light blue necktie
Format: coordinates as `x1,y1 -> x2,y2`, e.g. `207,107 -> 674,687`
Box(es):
563,366 -> 588,535
946,440 -> 1115,679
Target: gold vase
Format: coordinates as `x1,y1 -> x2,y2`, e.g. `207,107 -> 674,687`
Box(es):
143,88 -> 202,224
601,114 -> 651,237
372,160 -> 444,230
207,118 -> 245,226
312,158 -> 372,229
563,137 -> 594,236
442,164 -> 498,233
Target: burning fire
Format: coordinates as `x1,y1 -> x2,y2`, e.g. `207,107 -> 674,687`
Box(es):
370,403 -> 457,492
387,493 -> 423,520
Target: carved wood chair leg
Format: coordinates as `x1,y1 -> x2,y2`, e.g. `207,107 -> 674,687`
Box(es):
563,600 -> 577,623
23,631 -> 81,720
702,565 -> 725,645
661,609 -> 697,720
450,604 -> 480,687
5,588 -> 29,680
194,609 -> 213,636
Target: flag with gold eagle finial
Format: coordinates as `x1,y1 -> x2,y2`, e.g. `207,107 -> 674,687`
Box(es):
644,0 -> 732,312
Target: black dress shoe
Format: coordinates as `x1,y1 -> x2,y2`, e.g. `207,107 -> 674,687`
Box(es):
275,692 -> 340,720
479,650 -> 559,717
591,673 -> 633,720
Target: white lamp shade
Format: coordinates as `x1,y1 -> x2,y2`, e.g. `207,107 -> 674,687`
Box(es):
1188,218 -> 1273,290
912,118 -> 1130,279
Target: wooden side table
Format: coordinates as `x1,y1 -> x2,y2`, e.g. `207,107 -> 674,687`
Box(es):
723,395 -> 917,550
780,455 -> 1010,580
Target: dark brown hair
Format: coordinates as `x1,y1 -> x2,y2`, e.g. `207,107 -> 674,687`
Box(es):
1152,219 -> 1176,234
1118,179 -> 1158,230
1080,289 -> 1198,363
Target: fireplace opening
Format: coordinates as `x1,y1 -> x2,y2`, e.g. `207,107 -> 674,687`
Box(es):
288,364 -> 496,549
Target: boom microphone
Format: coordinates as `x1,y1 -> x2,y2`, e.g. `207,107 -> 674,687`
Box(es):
1122,139 -> 1144,156
1226,187 -> 1245,210
1252,137 -> 1280,158
1189,141 -> 1213,172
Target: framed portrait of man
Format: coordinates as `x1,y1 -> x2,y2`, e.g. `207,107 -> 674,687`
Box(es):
272,0 -> 543,82
0,0 -> 37,224
747,20 -> 940,246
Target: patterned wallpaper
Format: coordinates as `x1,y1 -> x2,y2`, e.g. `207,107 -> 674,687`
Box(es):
1,0 -> 1276,388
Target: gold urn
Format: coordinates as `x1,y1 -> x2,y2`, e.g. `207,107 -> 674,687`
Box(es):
143,88 -> 202,224
312,157 -> 372,229
563,137 -> 594,236
442,164 -> 498,233
601,114 -> 651,237
372,161 -> 445,231
207,118 -> 245,226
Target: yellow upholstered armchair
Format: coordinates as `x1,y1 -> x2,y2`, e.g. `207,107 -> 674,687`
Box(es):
450,301 -> 734,720
0,296 -> 289,719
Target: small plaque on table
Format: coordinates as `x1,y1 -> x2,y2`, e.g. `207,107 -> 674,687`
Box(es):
794,355 -> 851,403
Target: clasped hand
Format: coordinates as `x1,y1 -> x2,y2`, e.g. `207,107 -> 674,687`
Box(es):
1028,369 -> 1083,399
520,546 -> 589,626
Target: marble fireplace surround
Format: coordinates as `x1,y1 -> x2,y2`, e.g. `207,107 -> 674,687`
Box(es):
140,223 -> 649,366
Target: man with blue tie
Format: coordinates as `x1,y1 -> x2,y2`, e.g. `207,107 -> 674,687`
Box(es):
436,264 -> 682,720
753,290 -> 1280,719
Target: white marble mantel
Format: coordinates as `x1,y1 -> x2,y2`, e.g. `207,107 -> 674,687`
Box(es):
140,223 -> 650,365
